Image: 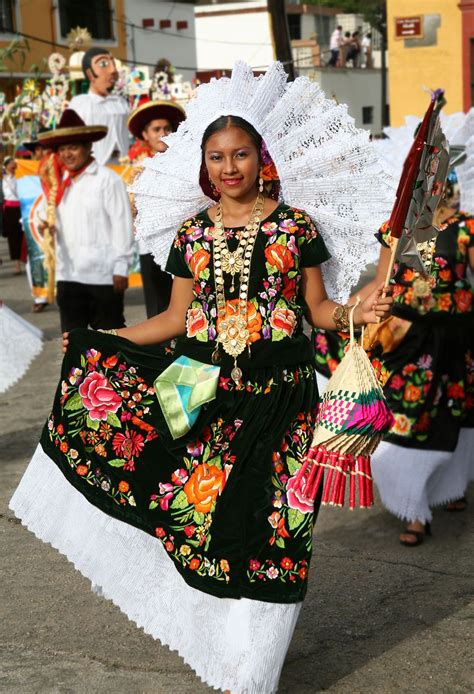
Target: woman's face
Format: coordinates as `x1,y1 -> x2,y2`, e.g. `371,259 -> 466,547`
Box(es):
6,159 -> 16,175
204,125 -> 260,201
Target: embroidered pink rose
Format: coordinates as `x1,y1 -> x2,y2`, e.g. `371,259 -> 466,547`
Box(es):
78,371 -> 122,421
286,473 -> 314,514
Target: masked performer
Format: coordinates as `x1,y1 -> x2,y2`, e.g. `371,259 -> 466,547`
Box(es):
37,109 -> 134,332
69,48 -> 129,165
127,100 -> 186,317
10,63 -> 393,694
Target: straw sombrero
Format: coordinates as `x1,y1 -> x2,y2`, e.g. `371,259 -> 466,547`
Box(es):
127,100 -> 186,140
38,109 -> 107,147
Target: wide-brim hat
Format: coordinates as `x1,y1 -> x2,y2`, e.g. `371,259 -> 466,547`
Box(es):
22,128 -> 53,151
38,109 -> 107,148
127,100 -> 186,140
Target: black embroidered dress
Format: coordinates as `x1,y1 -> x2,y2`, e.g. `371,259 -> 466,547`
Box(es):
12,204 -> 330,609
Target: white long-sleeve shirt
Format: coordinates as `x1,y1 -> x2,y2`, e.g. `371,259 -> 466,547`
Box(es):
55,160 -> 134,285
68,92 -> 130,165
2,174 -> 19,201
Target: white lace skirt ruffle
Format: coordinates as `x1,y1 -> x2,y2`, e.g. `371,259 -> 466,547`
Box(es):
371,429 -> 474,523
0,304 -> 43,394
9,444 -> 301,693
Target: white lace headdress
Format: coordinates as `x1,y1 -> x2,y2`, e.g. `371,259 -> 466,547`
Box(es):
132,61 -> 396,302
374,109 -> 474,211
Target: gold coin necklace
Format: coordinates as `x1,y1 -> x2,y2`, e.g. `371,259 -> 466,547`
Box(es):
211,192 -> 265,383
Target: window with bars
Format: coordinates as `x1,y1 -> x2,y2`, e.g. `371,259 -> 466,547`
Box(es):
58,0 -> 114,40
0,0 -> 16,33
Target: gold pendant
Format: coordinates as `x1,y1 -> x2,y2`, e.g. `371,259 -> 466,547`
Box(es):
217,314 -> 249,357
231,364 -> 243,384
211,346 -> 221,364
221,250 -> 244,276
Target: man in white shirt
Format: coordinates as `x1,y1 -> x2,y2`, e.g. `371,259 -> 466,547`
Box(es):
127,100 -> 186,318
328,25 -> 343,67
38,110 -> 134,332
69,47 -> 129,165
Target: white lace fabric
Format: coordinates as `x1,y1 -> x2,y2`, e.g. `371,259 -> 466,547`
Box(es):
10,444 -> 301,694
371,430 -> 474,523
132,61 -> 396,303
374,108 -> 474,212
0,304 -> 43,394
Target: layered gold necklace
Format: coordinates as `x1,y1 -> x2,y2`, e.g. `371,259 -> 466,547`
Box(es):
212,192 -> 265,383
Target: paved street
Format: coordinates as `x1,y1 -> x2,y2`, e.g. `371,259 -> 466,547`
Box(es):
1,242 -> 473,694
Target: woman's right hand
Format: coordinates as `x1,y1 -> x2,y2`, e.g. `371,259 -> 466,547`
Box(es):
62,332 -> 69,353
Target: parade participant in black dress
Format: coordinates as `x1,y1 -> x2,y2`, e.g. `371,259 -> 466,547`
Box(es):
10,63 -> 393,693
314,182 -> 474,546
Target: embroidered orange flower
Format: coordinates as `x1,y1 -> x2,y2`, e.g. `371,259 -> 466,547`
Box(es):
76,464 -> 88,476
264,243 -> 295,273
189,558 -> 201,570
454,289 -> 472,313
220,559 -> 230,573
402,268 -> 415,282
404,385 -> 422,402
437,293 -> 452,311
466,219 -> 474,233
60,441 -> 69,453
217,299 -> 262,344
392,414 -> 412,436
118,481 -> 130,493
189,248 -> 210,279
269,307 -> 296,337
438,269 -> 452,282
186,307 -> 208,338
184,463 -> 225,514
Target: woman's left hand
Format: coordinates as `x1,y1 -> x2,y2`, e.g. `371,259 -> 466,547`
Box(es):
353,283 -> 393,325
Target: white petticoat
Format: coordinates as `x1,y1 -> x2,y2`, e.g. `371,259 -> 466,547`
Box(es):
371,429 -> 474,523
9,444 -> 301,694
0,304 -> 43,394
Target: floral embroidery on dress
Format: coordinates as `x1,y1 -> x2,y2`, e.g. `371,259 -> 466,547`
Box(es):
380,213 -> 474,316
49,348 -> 158,505
149,418 -> 242,581
171,206 -> 325,344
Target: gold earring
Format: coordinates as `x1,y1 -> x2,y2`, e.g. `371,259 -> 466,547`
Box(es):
259,175 -> 264,193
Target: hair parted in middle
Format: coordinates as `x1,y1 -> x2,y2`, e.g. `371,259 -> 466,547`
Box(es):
201,115 -> 263,153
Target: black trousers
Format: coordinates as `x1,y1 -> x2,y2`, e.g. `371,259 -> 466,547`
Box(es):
57,281 -> 126,333
139,253 -> 173,319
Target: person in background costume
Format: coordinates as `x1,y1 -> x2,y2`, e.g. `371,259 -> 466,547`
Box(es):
10,64 -> 393,694
314,175 -> 474,546
127,100 -> 186,317
2,157 -> 25,275
69,47 -> 129,165
37,109 -> 134,332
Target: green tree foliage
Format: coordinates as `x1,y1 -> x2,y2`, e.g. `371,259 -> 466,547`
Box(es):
306,0 -> 386,33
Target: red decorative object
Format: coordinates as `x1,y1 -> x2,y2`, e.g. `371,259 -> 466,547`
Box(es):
176,20 -> 188,30
142,18 -> 154,28
159,19 -> 171,29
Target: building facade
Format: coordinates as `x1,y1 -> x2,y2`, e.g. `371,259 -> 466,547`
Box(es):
387,0 -> 473,125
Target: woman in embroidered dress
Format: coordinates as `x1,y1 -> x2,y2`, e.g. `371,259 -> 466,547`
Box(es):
314,179 -> 474,546
10,65 -> 393,693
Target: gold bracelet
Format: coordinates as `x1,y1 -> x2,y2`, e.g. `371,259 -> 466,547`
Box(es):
332,304 -> 350,331
97,328 -> 118,336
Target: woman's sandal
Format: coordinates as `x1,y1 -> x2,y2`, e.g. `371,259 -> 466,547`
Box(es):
399,522 -> 431,547
445,497 -> 468,512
